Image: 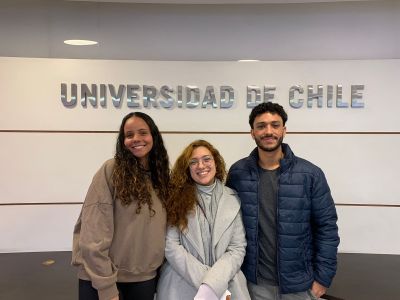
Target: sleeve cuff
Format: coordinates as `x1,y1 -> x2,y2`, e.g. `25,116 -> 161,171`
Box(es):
98,283 -> 119,300
202,278 -> 225,299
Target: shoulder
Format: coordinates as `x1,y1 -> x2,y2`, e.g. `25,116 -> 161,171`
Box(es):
230,157 -> 249,170
283,143 -> 324,176
91,158 -> 115,186
99,158 -> 115,173
222,185 -> 241,206
83,159 -> 116,206
227,156 -> 258,188
293,156 -> 323,174
101,158 -> 116,171
223,185 -> 238,197
229,157 -> 256,176
229,148 -> 258,173
290,155 -> 329,186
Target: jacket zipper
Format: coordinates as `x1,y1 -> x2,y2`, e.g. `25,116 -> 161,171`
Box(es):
276,169 -> 282,293
255,170 -> 260,283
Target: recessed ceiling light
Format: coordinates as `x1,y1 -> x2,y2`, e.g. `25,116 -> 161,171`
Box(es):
238,59 -> 260,62
64,39 -> 98,46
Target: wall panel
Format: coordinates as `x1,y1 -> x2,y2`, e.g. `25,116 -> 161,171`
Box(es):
1,198 -> 399,254
0,205 -> 81,253
337,206 -> 400,255
1,132 -> 398,205
1,58 -> 399,253
1,132 -> 399,253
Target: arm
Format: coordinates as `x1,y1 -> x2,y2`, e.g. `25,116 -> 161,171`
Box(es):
202,212 -> 247,298
164,226 -> 210,289
77,162 -> 119,300
310,168 -> 340,290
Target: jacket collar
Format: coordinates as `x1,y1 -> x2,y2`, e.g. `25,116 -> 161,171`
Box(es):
248,143 -> 295,173
182,185 -> 240,261
212,187 -> 239,247
184,209 -> 206,261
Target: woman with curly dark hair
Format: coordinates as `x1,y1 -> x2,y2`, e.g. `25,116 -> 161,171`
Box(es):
72,112 -> 170,300
157,140 -> 250,300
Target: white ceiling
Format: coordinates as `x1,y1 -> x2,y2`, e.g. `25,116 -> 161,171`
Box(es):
0,0 -> 398,61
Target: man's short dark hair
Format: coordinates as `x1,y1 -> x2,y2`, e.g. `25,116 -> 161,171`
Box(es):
249,102 -> 288,128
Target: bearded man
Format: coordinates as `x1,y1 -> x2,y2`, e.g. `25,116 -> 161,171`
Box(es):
227,102 -> 339,300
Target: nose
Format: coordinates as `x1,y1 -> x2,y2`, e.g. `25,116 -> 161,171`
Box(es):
197,160 -> 206,168
265,124 -> 273,134
132,134 -> 140,142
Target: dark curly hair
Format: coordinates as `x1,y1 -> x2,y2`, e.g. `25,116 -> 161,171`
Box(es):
112,112 -> 170,215
167,140 -> 226,230
249,102 -> 288,128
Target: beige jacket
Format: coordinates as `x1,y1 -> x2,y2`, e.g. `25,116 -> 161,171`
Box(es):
72,159 -> 167,300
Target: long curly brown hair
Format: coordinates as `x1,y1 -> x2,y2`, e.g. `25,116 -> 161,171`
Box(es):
112,112 -> 170,214
167,140 -> 226,230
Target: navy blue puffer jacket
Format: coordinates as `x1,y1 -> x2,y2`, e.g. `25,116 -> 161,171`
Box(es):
226,143 -> 339,294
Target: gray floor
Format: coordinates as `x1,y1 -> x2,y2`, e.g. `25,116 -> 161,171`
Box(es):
0,252 -> 399,299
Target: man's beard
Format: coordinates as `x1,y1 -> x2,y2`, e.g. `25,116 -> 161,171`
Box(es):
255,135 -> 284,152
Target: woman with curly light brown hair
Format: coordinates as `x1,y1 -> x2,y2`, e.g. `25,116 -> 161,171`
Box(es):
157,140 -> 250,300
72,112 -> 170,300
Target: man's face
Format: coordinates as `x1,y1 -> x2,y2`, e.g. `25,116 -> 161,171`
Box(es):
251,112 -> 286,152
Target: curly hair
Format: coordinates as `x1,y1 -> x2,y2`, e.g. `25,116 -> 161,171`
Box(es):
112,112 -> 170,215
249,102 -> 288,128
167,140 -> 226,230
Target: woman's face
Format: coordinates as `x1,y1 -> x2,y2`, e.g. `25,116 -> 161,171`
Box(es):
123,116 -> 153,167
189,146 -> 216,186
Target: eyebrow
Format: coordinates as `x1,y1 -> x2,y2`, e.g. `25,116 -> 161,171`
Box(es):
125,128 -> 149,133
255,121 -> 282,125
190,155 -> 212,160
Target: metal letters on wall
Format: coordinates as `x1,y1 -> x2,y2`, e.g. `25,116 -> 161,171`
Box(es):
61,83 -> 365,109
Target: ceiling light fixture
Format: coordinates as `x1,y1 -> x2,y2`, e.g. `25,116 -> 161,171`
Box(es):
64,39 -> 98,46
238,59 -> 260,62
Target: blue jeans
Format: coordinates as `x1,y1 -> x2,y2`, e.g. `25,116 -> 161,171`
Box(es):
247,282 -> 319,300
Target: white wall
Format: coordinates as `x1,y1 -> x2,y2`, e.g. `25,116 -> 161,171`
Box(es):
0,57 -> 399,254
